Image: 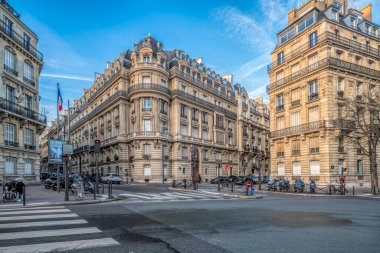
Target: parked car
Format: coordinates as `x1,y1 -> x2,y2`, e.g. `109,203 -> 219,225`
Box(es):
40,172 -> 52,180
210,176 -> 227,184
235,176 -> 247,185
228,176 -> 239,182
101,173 -> 121,184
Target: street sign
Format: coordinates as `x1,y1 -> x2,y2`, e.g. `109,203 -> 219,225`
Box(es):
225,165 -> 229,171
62,144 -> 73,155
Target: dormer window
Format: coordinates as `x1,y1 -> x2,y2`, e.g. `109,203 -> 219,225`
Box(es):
331,9 -> 338,21
332,2 -> 343,13
143,56 -> 150,63
350,17 -> 357,28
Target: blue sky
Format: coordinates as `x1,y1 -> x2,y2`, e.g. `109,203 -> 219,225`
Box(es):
8,0 -> 379,124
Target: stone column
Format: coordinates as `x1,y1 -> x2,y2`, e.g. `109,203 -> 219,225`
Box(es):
120,102 -> 127,136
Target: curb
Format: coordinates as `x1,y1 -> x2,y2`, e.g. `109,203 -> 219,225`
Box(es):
169,187 -> 264,199
0,196 -> 124,209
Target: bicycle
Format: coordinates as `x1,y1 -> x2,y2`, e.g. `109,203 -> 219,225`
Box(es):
71,181 -> 84,200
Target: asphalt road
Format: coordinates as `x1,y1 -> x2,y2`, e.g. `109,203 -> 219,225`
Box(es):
62,194 -> 380,253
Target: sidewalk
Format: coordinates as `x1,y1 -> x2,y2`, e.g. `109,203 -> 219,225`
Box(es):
0,184 -> 124,208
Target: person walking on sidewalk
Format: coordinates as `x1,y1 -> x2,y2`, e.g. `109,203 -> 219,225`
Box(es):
15,178 -> 25,202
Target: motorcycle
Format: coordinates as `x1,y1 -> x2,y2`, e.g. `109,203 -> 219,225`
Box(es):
278,179 -> 290,192
44,176 -> 56,189
52,179 -> 67,191
309,180 -> 316,193
267,179 -> 278,191
294,179 -> 305,193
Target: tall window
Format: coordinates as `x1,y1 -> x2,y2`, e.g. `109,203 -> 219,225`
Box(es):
202,129 -> 208,140
143,120 -> 151,132
293,161 -> 301,176
143,164 -> 151,176
337,77 -> 344,92
6,86 -> 15,102
192,108 -> 198,121
192,127 -> 198,138
25,95 -> 32,111
5,49 -> 15,70
143,98 -> 151,110
276,116 -> 285,130
23,33 -> 31,50
24,159 -> 32,174
309,137 -> 319,154
180,124 -> 188,136
277,142 -> 284,157
215,152 -> 221,161
291,139 -> 300,155
143,56 -> 150,63
142,76 -> 150,84
310,160 -> 320,175
357,82 -> 363,96
5,123 -> 15,143
276,94 -> 284,107
277,51 -> 284,65
291,88 -> 300,104
276,70 -> 284,82
357,160 -> 363,175
309,32 -> 318,47
291,63 -> 299,75
308,54 -> 318,70
277,163 -> 285,176
23,62 -> 33,82
5,157 -> 15,174
143,144 -> 151,155
202,112 -> 207,123
24,128 -> 33,146
180,104 -> 186,117
308,80 -> 318,100
216,115 -> 224,128
4,16 -> 13,35
216,132 -> 224,144
290,111 -> 301,126
308,106 -> 319,122
182,147 -> 188,159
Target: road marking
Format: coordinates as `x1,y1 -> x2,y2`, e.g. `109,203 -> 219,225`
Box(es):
0,213 -> 78,221
164,193 -> 196,199
0,219 -> 88,229
0,202 -> 52,208
180,192 -> 221,198
119,193 -> 152,199
0,238 -> 120,253
0,206 -> 65,212
0,227 -> 101,240
0,209 -> 71,216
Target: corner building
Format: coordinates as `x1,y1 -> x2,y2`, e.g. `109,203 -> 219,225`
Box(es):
0,1 -> 45,183
69,35 -> 269,183
267,0 -> 379,187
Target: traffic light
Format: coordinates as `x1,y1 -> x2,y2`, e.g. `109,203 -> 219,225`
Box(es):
94,139 -> 101,153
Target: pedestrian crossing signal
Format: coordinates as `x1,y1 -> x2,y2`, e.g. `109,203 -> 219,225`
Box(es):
94,140 -> 101,153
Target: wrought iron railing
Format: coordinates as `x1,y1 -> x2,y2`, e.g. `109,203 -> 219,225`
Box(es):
271,120 -> 326,138
23,76 -> 35,86
0,97 -> 46,124
0,19 -> 43,61
127,83 -> 171,96
4,64 -> 17,76
5,140 -> 18,147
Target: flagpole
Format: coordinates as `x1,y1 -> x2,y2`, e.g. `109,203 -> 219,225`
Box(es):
57,83 -> 61,193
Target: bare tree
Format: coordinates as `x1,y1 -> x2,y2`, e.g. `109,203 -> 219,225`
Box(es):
345,85 -> 380,194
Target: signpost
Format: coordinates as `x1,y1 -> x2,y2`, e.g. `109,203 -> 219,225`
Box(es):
94,140 -> 101,199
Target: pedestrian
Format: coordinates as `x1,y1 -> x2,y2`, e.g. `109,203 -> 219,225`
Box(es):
15,178 -> 25,202
198,175 -> 202,184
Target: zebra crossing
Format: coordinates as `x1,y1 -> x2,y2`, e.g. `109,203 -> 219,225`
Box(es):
119,190 -> 229,202
0,205 -> 119,252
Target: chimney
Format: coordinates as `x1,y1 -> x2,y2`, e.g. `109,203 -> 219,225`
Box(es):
288,9 -> 296,25
195,57 -> 203,64
222,74 -> 233,84
361,4 -> 372,21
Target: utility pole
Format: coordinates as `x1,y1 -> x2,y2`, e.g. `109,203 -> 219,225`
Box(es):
56,83 -> 61,193
94,139 -> 101,199
64,100 -> 71,202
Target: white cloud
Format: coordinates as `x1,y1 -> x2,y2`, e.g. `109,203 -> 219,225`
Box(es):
41,73 -> 93,82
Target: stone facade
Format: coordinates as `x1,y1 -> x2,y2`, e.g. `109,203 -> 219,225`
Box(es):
68,35 -> 270,183
267,0 -> 380,188
0,1 -> 45,183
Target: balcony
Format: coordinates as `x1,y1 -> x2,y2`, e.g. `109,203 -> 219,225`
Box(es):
4,64 -> 18,76
142,108 -> 152,112
333,119 -> 355,130
308,93 -> 319,102
271,120 -> 326,139
292,150 -> 300,156
191,117 -> 198,123
169,67 -> 238,104
180,114 -> 188,119
291,100 -> 300,107
276,105 -> 284,112
0,97 -> 46,124
309,147 -> 320,154
267,57 -> 380,93
338,146 -> 344,153
0,19 -> 43,61
5,140 -> 18,147
23,76 -> 35,86
128,83 -> 171,97
172,89 -> 237,119
24,144 -> 36,150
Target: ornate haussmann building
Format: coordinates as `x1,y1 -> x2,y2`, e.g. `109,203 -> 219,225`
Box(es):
68,35 -> 270,183
0,1 -> 45,183
267,0 -> 379,187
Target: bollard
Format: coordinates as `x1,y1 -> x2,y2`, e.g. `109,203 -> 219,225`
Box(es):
218,180 -> 221,192
22,186 -> 26,207
184,179 -> 187,189
93,182 -> 96,200
352,185 -> 355,196
246,186 -> 249,196
329,186 -> 332,195
231,182 -> 234,192
172,180 -> 176,188
110,180 -> 113,199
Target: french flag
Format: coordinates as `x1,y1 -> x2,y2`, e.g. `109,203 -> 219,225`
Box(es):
58,86 -> 63,111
